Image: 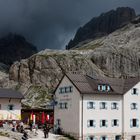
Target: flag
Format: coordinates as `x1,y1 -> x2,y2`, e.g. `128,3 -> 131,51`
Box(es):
41,112 -> 45,124
30,112 -> 34,121
46,114 -> 49,122
33,114 -> 36,125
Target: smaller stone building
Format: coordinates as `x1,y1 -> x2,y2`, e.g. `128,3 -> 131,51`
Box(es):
0,88 -> 23,121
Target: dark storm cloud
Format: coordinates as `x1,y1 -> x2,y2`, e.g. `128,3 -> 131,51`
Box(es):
0,0 -> 139,50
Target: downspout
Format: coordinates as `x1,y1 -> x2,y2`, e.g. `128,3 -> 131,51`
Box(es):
122,95 -> 124,140
81,94 -> 84,140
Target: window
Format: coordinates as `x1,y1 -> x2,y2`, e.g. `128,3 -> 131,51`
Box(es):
59,86 -> 73,94
130,119 -> 139,128
115,135 -> 121,140
100,136 -> 107,140
59,102 -> 68,109
107,86 -> 110,91
59,87 -> 65,94
100,120 -> 108,127
69,86 -> 73,92
100,102 -> 107,109
111,102 -> 118,110
8,104 -> 14,110
87,120 -> 96,127
132,88 -> 138,95
56,119 -> 61,125
112,119 -> 119,127
59,103 -> 63,109
131,103 -> 138,110
64,103 -> 68,109
87,102 -> 95,109
102,85 -> 106,91
87,136 -> 97,140
131,136 -> 136,140
98,85 -> 102,91
65,86 -> 73,93
98,85 -> 110,92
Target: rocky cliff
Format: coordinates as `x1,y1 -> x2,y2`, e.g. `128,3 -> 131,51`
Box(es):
0,9 -> 140,109
0,33 -> 37,65
66,7 -> 136,49
8,50 -> 105,108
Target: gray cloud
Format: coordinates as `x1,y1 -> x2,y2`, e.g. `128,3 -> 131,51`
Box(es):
0,0 -> 139,50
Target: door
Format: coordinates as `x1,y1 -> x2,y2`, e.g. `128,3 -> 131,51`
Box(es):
115,135 -> 121,140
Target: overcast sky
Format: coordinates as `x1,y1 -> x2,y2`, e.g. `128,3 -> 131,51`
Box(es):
0,0 -> 140,50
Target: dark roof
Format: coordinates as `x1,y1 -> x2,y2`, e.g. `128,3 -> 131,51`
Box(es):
66,73 -> 140,95
0,88 -> 24,99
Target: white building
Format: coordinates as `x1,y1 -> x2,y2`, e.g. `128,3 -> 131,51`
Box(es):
0,88 -> 23,120
54,74 -> 140,140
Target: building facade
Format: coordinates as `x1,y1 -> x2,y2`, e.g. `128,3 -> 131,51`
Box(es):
54,74 -> 140,140
0,89 -> 23,120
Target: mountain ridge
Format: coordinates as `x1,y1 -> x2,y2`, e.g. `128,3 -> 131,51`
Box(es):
0,33 -> 37,65
66,7 -> 136,49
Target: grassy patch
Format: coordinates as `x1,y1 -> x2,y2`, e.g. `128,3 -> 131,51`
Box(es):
15,84 -> 21,91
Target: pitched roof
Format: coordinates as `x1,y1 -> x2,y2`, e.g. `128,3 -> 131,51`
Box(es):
0,88 -> 24,99
66,73 -> 140,95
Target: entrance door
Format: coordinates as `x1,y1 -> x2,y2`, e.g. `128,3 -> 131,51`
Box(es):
131,136 -> 136,140
115,135 -> 121,140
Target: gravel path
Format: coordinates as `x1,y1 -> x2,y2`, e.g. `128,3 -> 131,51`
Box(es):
29,130 -> 59,140
0,136 -> 14,140
0,130 -> 63,140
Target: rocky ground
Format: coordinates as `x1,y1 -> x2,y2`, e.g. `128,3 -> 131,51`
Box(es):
0,126 -> 71,140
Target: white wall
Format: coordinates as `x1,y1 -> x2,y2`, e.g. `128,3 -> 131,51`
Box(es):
54,76 -> 81,136
54,76 -> 140,139
82,94 -> 123,135
124,82 -> 140,134
0,98 -> 21,120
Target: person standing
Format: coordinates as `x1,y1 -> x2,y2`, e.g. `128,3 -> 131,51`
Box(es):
43,123 -> 49,138
21,131 -> 28,140
29,121 -> 33,131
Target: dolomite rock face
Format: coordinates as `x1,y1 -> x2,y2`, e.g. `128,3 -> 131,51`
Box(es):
90,22 -> 140,78
8,50 -> 105,108
9,50 -> 105,85
66,7 -> 136,49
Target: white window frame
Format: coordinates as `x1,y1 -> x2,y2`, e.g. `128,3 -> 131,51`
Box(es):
59,102 -> 68,109
112,119 -> 119,127
130,119 -> 139,128
111,102 -> 119,110
102,85 -> 106,91
56,119 -> 61,125
131,88 -> 138,95
131,103 -> 138,110
87,120 -> 96,128
107,86 -> 110,91
65,86 -> 73,93
100,120 -> 108,127
100,136 -> 108,140
98,85 -> 101,91
87,102 -> 95,109
100,102 -> 107,109
7,104 -> 14,110
87,136 -> 97,140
